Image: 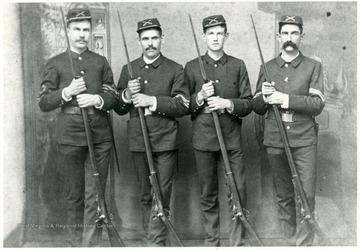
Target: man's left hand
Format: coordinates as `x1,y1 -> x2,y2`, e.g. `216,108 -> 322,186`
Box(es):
77,94 -> 101,108
131,93 -> 155,108
264,91 -> 288,105
207,96 -> 231,111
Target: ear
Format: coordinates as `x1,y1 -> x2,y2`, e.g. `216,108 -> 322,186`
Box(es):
301,32 -> 305,39
137,36 -> 141,46
276,33 -> 282,42
202,32 -> 206,42
225,32 -> 229,41
161,35 -> 165,44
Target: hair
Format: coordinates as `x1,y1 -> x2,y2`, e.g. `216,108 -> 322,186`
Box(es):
279,23 -> 303,34
138,27 -> 162,38
203,24 -> 227,34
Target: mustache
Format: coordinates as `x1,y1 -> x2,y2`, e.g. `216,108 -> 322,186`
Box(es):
146,46 -> 157,51
282,41 -> 298,50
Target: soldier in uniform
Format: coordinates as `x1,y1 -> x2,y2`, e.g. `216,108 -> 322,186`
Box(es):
38,6 -> 118,247
114,18 -> 189,246
185,15 -> 253,246
252,15 -> 325,246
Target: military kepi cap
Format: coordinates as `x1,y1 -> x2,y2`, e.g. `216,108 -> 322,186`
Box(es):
66,8 -> 92,24
137,18 -> 162,33
279,15 -> 303,27
202,15 -> 226,29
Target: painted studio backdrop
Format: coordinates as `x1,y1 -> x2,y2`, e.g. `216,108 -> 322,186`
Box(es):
3,1 -> 357,247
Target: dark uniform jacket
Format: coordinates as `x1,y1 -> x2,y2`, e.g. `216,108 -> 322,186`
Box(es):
252,52 -> 325,148
114,54 -> 189,152
38,48 -> 118,146
185,52 -> 253,151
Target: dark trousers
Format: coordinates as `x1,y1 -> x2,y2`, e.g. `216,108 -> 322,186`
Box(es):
266,145 -> 317,246
194,149 -> 247,247
131,150 -> 177,247
58,141 -> 111,247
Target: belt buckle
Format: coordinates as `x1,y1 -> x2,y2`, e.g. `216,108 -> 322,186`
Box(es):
281,112 -> 294,122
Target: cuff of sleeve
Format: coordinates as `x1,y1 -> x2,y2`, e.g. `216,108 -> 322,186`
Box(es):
280,94 -> 289,109
196,93 -> 204,106
226,100 -> 234,114
148,96 -> 157,111
94,95 -> 104,109
122,89 -> 132,104
62,88 -> 72,102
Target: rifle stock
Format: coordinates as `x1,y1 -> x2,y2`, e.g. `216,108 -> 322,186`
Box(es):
82,109 -> 125,247
188,14 -> 263,246
60,8 -> 124,247
250,15 -> 331,246
117,11 -> 184,247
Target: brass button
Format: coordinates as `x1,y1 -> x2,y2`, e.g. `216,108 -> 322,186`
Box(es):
144,80 -> 148,84
80,70 -> 85,75
145,65 -> 149,69
214,64 -> 218,68
286,126 -> 290,130
215,80 -> 219,83
78,57 -> 82,60
285,63 -> 288,68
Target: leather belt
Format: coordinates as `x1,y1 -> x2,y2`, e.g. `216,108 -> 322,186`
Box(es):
267,110 -> 313,122
198,105 -> 226,115
61,106 -> 96,115
129,110 -> 175,120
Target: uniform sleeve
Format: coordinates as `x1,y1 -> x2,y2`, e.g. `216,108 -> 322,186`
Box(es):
155,64 -> 190,118
288,61 -> 325,115
38,61 -> 66,112
113,65 -> 132,115
97,58 -> 119,111
252,65 -> 269,116
185,62 -> 204,118
229,61 -> 253,117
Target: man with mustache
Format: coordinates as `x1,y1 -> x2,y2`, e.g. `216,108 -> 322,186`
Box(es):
185,15 -> 252,246
38,5 -> 119,247
114,18 -> 189,246
252,15 -> 325,246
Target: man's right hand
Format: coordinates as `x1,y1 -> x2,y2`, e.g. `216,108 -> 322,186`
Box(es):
197,80 -> 214,103
124,77 -> 141,100
261,81 -> 275,97
64,77 -> 87,99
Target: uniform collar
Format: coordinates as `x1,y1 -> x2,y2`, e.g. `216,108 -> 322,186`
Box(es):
70,48 -> 90,60
203,52 -> 228,66
276,51 -> 303,68
139,53 -> 164,69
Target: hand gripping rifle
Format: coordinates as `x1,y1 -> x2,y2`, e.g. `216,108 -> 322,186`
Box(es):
188,14 -> 263,246
117,11 -> 184,247
60,8 -> 125,247
250,15 -> 331,246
